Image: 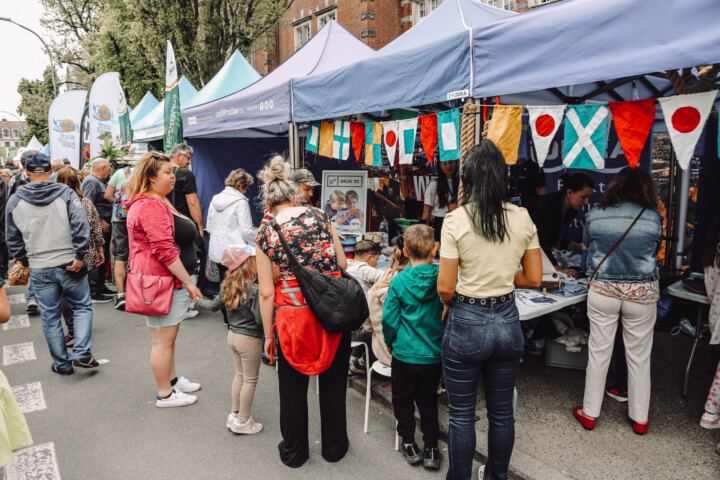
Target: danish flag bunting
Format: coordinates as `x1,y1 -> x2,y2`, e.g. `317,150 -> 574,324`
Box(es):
608,99 -> 656,169
382,121 -> 399,166
527,105 -> 565,167
332,121 -> 350,160
658,91 -> 716,170
562,104 -> 609,169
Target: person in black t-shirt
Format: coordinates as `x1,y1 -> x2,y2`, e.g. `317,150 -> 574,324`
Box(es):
166,143 -> 204,237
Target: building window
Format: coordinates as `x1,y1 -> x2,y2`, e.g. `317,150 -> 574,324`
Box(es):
1,129 -> 9,139
318,10 -> 336,29
418,1 -> 427,18
295,21 -> 311,50
414,0 -> 443,25
4,142 -> 9,147
12,129 -> 19,138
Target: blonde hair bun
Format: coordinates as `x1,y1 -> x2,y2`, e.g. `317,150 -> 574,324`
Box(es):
257,155 -> 290,183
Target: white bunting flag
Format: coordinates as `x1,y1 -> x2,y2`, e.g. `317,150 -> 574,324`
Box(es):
332,121 -> 350,160
527,105 -> 566,167
658,91 -> 717,170
382,121 -> 399,165
397,118 -> 418,165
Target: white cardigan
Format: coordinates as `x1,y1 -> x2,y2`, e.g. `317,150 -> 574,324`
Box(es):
206,186 -> 257,263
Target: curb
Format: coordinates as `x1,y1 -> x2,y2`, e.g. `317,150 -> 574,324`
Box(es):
348,374 -> 575,480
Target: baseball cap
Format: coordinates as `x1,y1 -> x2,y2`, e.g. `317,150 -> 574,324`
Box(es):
221,244 -> 256,271
25,153 -> 52,173
290,169 -> 320,187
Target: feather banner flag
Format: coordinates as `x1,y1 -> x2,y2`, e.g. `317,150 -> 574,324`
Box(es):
419,114 -> 438,164
658,90 -> 716,170
332,121 -> 350,160
487,105 -> 523,165
382,121 -> 399,166
365,122 -> 383,166
562,104 -> 609,169
527,105 -> 565,167
350,122 -> 365,163
318,120 -> 334,158
398,118 -> 418,165
437,109 -> 460,161
608,99 -> 656,169
306,121 -> 320,153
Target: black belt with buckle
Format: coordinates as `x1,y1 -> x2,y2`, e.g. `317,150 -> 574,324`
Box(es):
454,291 -> 515,306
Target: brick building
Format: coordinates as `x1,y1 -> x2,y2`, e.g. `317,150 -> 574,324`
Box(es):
250,0 -> 522,75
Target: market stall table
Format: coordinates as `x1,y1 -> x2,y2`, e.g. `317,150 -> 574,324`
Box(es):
515,289 -> 588,321
664,278 -> 710,397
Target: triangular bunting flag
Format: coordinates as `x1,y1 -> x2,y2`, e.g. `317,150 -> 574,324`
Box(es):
419,114 -> 438,164
318,121 -> 334,158
437,109 -> 460,161
350,122 -> 365,163
563,104 -> 609,169
382,121 -> 399,166
306,121 -> 320,154
658,91 -> 716,170
487,105 -> 523,165
608,99 -> 656,169
365,122 -> 383,166
527,105 -> 565,167
332,121 -> 351,160
398,118 -> 418,165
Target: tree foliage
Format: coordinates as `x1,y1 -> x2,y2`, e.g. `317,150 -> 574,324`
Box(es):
17,67 -> 56,145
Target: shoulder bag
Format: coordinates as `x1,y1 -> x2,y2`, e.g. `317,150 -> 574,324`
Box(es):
588,208 -> 646,284
125,272 -> 175,316
270,219 -> 369,333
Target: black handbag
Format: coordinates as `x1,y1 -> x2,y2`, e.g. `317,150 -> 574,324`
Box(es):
270,220 -> 369,333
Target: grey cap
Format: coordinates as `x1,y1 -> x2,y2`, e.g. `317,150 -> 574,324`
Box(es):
290,169 -> 320,187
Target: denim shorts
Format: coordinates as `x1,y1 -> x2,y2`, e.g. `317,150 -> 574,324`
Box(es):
145,286 -> 189,328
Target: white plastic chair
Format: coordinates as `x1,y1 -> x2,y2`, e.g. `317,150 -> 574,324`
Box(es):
364,360 -> 400,450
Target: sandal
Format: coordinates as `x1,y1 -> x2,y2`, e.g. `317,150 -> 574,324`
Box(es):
51,364 -> 74,376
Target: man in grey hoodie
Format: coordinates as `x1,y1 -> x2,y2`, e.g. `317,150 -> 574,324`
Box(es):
6,153 -> 99,375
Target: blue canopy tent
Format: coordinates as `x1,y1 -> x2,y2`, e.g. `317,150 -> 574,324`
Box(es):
129,91 -> 159,128
132,76 -> 199,142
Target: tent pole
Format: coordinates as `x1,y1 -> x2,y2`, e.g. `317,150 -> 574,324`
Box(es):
293,122 -> 300,169
288,122 -> 295,168
473,98 -> 482,145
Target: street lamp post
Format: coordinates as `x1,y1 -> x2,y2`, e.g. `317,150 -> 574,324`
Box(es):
0,17 -> 57,97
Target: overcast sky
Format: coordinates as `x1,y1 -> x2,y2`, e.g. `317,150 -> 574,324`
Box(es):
0,0 -> 51,120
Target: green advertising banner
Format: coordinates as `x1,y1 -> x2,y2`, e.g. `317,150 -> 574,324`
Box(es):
164,40 -> 182,153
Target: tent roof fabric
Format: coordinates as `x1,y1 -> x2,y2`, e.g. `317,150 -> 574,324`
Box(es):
182,20 -> 374,137
133,76 -> 198,141
471,0 -> 720,99
26,136 -> 44,151
182,50 -> 261,110
130,91 -> 160,126
291,0 -> 515,122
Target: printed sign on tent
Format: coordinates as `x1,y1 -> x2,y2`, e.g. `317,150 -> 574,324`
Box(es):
527,105 -> 566,167
306,122 -> 320,153
437,109 -> 460,161
658,90 -> 716,170
397,118 -> 418,165
48,90 -> 87,169
321,170 -> 368,236
332,121 -> 351,160
487,105 -> 523,165
562,104 -> 609,169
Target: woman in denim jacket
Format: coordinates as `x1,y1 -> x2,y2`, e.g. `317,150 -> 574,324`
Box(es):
573,167 -> 663,435
438,140 -> 542,480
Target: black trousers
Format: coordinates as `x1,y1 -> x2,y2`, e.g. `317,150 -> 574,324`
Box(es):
89,230 -> 111,294
391,357 -> 442,446
277,332 -> 351,468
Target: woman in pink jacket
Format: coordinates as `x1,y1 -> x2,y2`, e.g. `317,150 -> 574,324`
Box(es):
126,152 -> 203,408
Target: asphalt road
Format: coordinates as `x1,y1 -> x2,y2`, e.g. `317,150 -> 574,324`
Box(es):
0,284 -> 465,480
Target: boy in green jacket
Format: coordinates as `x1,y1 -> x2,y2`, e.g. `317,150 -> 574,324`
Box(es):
382,224 -> 444,470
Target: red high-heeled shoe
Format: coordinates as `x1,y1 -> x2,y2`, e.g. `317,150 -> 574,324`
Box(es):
628,417 -> 650,435
573,406 -> 596,430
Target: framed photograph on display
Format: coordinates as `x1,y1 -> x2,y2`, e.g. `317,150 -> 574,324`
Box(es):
321,170 -> 368,236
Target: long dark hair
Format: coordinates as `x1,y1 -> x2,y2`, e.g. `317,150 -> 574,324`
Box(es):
436,161 -> 459,209
703,217 -> 720,269
460,139 -> 508,242
599,166 -> 658,210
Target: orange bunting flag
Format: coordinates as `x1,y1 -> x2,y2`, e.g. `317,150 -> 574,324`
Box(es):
608,99 -> 656,169
350,122 -> 365,163
486,105 -> 523,165
419,114 -> 438,164
318,120 -> 334,158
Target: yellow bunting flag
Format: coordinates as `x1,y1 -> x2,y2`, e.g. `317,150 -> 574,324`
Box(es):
486,105 -> 523,165
318,120 -> 334,158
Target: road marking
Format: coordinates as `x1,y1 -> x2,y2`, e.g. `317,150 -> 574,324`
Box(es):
11,382 -> 47,414
2,442 -> 61,480
2,315 -> 30,331
2,343 -> 36,366
8,294 -> 26,305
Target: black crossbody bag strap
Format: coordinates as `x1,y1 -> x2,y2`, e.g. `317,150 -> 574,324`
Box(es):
589,208 -> 646,284
269,220 -> 302,267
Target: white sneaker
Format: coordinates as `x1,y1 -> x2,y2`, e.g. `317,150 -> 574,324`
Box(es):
156,389 -> 197,408
230,416 -> 263,435
174,376 -> 201,393
226,412 -> 237,429
182,309 -> 200,320
478,465 -> 485,479
25,299 -> 39,314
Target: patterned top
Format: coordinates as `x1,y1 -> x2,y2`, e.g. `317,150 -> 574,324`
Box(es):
255,207 -> 339,282
590,280 -> 660,305
704,264 -> 720,345
82,197 -> 104,268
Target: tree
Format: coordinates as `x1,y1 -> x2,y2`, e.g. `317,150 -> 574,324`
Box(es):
17,67 -> 55,145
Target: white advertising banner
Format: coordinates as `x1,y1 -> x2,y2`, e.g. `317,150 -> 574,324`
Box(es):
88,72 -> 123,159
48,90 -> 87,168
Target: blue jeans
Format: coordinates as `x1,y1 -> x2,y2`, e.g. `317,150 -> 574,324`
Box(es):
30,267 -> 94,371
26,278 -> 35,300
442,299 -> 524,480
